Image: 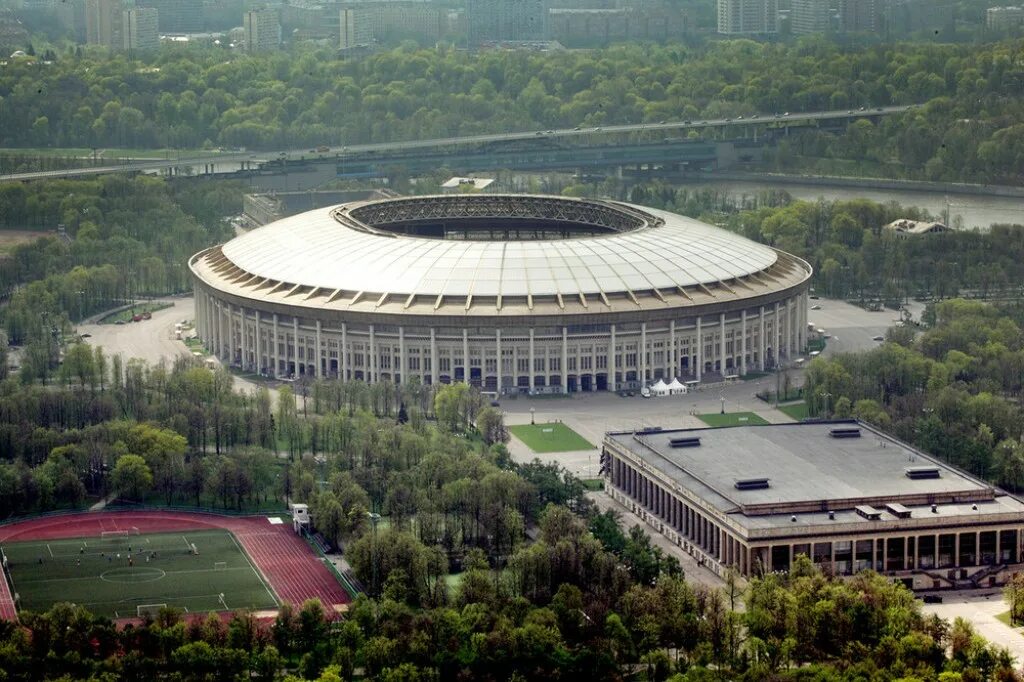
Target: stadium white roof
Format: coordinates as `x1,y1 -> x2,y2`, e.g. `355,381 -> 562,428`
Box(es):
220,196 -> 779,300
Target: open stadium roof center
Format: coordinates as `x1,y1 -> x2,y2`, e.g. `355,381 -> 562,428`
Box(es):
190,194 -> 811,392
603,421 -> 1024,589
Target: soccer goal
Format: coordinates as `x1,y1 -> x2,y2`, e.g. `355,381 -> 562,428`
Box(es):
101,530 -> 129,540
137,603 -> 167,618
214,561 -> 228,571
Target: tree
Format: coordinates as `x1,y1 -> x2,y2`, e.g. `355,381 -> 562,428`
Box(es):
476,407 -> 508,445
111,453 -> 152,501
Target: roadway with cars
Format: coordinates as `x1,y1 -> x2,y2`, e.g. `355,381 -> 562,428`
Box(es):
0,105 -> 918,182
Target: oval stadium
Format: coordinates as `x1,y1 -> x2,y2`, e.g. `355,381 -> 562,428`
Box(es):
189,194 -> 812,393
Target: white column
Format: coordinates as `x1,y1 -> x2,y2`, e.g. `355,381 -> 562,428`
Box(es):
668,320 -> 675,379
495,329 -> 502,392
398,326 -> 405,385
341,322 -> 348,381
785,299 -> 793,356
719,313 -> 726,375
640,322 -> 647,384
609,324 -> 616,392
292,317 -> 299,377
740,309 -> 747,376
254,310 -> 261,375
696,317 -> 702,382
528,328 -> 535,392
561,326 -> 568,394
462,329 -> 470,385
368,324 -> 376,383
315,320 -> 323,379
429,327 -> 437,385
217,302 -> 225,360
589,341 -> 596,391
272,313 -> 279,379
758,305 -> 766,371
774,301 -> 782,364
240,307 -> 248,370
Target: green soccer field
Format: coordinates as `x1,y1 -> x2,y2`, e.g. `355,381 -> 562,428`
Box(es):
1,530 -> 278,619
509,423 -> 595,453
696,411 -> 771,428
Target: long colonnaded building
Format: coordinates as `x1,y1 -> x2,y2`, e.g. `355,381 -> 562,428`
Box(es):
602,421 -> 1024,588
189,194 -> 811,393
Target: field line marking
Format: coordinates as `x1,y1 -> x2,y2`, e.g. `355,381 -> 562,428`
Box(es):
46,544 -> 53,558
23,565 -> 254,587
228,532 -> 279,606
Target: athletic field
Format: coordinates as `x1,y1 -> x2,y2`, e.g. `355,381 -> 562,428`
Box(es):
1,529 -> 278,618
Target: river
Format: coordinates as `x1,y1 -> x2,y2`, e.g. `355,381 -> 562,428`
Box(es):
685,179 -> 1024,230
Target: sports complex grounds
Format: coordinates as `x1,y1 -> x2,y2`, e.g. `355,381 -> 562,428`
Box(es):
0,510 -> 351,621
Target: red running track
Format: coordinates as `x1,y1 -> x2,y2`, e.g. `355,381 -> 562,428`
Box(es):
0,511 -> 350,621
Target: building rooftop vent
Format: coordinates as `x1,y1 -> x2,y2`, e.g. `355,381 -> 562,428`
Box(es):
905,466 -> 941,480
855,504 -> 882,520
669,436 -> 701,448
829,427 -> 862,438
734,477 -> 770,490
885,502 -> 912,519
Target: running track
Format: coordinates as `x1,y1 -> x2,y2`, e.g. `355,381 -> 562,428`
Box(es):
0,511 -> 350,621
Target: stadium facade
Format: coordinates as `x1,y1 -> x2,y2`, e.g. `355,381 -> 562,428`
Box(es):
189,194 -> 811,393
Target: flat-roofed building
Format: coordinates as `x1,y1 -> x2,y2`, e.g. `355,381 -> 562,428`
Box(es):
791,0 -> 829,33
602,421 -> 1024,589
987,5 -> 1024,30
123,7 -> 160,52
243,8 -> 280,52
717,0 -> 778,34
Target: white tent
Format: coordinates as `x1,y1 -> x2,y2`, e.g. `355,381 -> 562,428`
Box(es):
667,377 -> 687,394
651,379 -> 670,396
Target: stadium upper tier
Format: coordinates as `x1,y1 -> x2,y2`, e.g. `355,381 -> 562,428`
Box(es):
194,194 -> 808,316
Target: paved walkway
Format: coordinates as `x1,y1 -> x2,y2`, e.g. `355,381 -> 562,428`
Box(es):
921,589 -> 1024,664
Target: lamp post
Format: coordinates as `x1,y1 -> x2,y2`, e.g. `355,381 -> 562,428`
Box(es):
367,511 -> 381,596
720,393 -> 725,415
530,407 -> 535,425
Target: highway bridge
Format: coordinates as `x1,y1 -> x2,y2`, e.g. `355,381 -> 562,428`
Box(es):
0,104 -> 917,182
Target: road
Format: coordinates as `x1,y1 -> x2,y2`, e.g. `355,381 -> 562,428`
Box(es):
0,105 -> 917,182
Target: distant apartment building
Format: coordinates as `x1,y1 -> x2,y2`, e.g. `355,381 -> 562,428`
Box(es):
548,5 -> 688,45
839,0 -> 878,32
137,0 -> 203,33
123,7 -> 160,51
884,0 -> 953,35
987,6 -> 1024,29
85,0 -> 123,49
340,6 -> 373,49
716,0 -> 778,35
243,8 -> 280,52
790,0 -> 829,33
367,2 -> 447,42
468,0 -> 548,45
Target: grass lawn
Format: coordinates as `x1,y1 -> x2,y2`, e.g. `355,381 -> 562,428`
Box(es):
778,401 -> 810,421
2,529 -> 277,618
995,611 -> 1018,628
508,423 -> 595,453
697,412 -> 771,428
582,478 -> 604,491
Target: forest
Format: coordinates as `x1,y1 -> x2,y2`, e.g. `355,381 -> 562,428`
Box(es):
0,39 -> 1024,183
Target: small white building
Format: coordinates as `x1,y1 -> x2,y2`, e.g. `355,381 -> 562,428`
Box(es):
441,177 -> 495,193
883,219 -> 948,239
